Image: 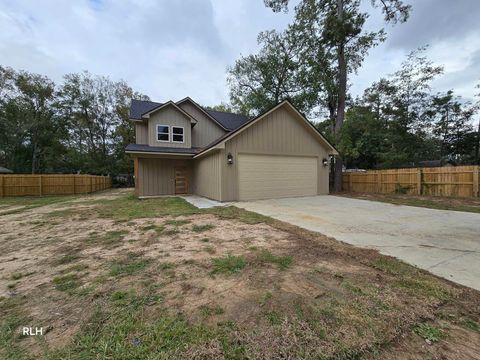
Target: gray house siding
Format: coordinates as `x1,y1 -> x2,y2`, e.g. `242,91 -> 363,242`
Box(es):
221,106 -> 330,201
138,157 -> 193,197
193,150 -> 223,201
147,106 -> 191,148
178,101 -> 226,148
135,123 -> 148,144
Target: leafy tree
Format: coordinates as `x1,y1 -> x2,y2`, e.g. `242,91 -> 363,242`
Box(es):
227,29 -> 319,116
356,48 -> 444,167
57,71 -> 147,175
0,67 -> 147,176
264,0 -> 411,190
203,103 -> 236,113
0,66 -> 66,173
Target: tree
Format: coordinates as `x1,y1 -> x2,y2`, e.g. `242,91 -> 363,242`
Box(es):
203,103 -> 236,113
355,48 -> 443,167
227,30 -> 319,116
475,84 -> 480,164
264,0 -> 411,191
0,66 -> 66,173
57,71 -> 148,175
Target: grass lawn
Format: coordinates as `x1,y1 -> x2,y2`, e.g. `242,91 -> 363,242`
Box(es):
339,191 -> 480,214
0,189 -> 479,359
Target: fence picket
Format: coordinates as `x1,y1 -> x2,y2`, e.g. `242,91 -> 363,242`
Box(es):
343,165 -> 478,198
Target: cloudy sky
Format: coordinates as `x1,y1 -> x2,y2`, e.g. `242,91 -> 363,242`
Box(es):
0,0 -> 479,108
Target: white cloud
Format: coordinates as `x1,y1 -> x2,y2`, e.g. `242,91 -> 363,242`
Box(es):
0,0 -> 478,108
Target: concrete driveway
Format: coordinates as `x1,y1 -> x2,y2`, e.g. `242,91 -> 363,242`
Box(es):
235,196 -> 480,291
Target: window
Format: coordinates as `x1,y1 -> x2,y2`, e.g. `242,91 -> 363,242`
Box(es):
157,125 -> 169,142
172,126 -> 184,143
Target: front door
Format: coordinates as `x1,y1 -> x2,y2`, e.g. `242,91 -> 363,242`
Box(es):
175,167 -> 188,194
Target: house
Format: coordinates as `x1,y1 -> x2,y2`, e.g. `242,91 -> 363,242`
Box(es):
126,97 -> 338,201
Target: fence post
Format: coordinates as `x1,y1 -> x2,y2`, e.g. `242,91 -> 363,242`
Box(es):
0,176 -> 3,197
377,172 -> 381,193
39,175 -> 43,196
348,173 -> 352,192
474,166 -> 479,197
417,168 -> 422,195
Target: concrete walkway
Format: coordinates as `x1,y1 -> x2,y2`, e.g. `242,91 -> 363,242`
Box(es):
235,196 -> 480,291
182,195 -> 225,209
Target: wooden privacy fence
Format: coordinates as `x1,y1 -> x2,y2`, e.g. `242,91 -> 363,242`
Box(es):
0,174 -> 111,197
342,165 -> 480,198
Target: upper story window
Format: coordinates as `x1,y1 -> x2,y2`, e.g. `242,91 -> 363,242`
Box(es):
157,125 -> 169,142
172,126 -> 184,143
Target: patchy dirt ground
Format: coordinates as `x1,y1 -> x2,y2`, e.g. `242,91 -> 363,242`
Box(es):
339,191 -> 480,214
1,189 -> 479,359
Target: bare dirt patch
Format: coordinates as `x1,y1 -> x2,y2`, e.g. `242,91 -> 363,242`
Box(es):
339,191 -> 480,213
1,189 -> 479,359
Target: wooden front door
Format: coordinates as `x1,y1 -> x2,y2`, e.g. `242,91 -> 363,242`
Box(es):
175,167 -> 188,194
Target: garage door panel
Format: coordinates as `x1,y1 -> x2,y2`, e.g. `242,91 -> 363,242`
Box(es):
238,154 -> 317,201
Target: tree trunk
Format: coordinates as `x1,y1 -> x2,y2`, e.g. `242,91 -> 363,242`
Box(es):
333,0 -> 346,192
475,119 -> 480,165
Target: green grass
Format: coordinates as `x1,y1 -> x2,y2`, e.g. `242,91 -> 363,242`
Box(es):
370,257 -> 414,276
52,274 -> 81,292
46,291 -> 243,360
192,224 -> 215,233
158,262 -> 176,270
393,276 -> 451,301
413,323 -> 444,342
10,272 -> 25,281
256,250 -> 293,270
52,253 -> 80,266
199,304 -> 224,318
87,230 -> 129,247
142,224 -> 165,234
211,255 -> 246,275
0,195 -> 78,216
265,311 -> 283,325
461,318 -> 480,332
164,219 -> 191,226
209,206 -> 273,224
109,253 -> 151,277
0,312 -> 31,360
94,194 -> 200,221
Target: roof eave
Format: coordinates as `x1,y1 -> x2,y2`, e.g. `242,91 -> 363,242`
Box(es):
194,100 -> 339,158
176,97 -> 229,131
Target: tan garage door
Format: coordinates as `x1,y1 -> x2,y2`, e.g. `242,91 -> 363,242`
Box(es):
238,154 -> 317,201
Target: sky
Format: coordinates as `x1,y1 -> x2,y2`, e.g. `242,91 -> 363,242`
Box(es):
0,0 -> 479,109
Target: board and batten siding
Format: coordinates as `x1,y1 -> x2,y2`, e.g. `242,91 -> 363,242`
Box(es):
147,106 -> 191,148
135,123 -> 148,144
193,150 -> 223,201
138,158 -> 192,196
221,106 -> 330,201
178,101 -> 226,148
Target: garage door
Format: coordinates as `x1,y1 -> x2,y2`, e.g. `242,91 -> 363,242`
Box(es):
238,154 -> 317,201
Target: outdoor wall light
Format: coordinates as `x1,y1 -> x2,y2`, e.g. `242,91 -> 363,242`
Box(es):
322,158 -> 329,167
227,153 -> 234,165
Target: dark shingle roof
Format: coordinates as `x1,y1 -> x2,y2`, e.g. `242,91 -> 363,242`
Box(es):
129,99 -> 249,131
129,99 -> 162,120
205,110 -> 249,131
126,144 -> 200,154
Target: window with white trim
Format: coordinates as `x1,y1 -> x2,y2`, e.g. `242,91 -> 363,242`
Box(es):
157,125 -> 169,142
172,126 -> 184,143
